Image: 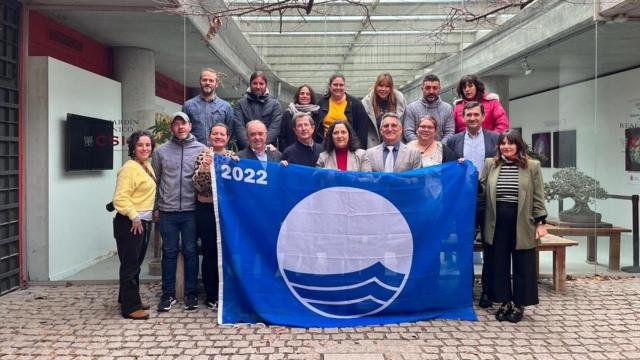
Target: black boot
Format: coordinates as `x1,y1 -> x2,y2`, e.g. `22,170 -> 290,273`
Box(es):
495,302 -> 512,321
478,292 -> 492,308
507,305 -> 524,323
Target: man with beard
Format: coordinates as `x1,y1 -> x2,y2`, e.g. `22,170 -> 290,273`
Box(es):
152,112 -> 206,312
182,68 -> 234,146
234,71 -> 282,150
403,74 -> 454,145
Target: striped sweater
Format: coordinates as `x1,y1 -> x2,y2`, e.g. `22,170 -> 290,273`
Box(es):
496,160 -> 519,203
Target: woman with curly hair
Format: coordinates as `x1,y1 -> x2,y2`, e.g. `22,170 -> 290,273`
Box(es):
112,130 -> 156,320
453,74 -> 509,134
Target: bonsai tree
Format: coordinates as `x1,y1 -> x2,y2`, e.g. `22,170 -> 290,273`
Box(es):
544,167 -> 608,222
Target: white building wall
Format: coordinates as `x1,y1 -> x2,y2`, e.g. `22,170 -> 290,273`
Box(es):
38,57 -> 122,280
510,67 -> 640,229
155,96 -> 181,116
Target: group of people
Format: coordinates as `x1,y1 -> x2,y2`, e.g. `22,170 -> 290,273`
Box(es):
110,68 -> 547,324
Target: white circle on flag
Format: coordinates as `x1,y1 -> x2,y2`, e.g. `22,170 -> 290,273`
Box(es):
277,186 -> 413,319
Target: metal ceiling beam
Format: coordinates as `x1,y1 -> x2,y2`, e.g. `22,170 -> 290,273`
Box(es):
279,72 -> 416,79
265,55 -> 445,64
245,33 -> 478,46
238,20 -> 491,33
227,1 -> 519,17
254,43 -> 461,50
244,29 -> 479,35
272,64 -> 424,73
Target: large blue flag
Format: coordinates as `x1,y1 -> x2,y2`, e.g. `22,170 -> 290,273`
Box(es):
213,155 -> 478,327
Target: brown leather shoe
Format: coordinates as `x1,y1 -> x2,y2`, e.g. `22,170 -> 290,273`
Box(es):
124,309 -> 149,320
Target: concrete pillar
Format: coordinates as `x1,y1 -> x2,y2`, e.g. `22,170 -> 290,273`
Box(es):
113,47 -> 156,163
482,75 -> 510,116
113,48 -> 166,284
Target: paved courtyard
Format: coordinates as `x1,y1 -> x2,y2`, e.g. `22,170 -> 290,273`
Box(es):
0,277 -> 639,360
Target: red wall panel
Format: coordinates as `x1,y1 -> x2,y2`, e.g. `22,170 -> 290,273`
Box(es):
28,11 -> 186,105
28,10 -> 111,78
155,72 -> 185,105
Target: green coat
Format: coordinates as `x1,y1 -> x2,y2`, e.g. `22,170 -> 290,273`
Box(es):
480,158 -> 547,250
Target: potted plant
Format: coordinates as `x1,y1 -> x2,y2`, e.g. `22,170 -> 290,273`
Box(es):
544,167 -> 608,224
148,112 -> 173,145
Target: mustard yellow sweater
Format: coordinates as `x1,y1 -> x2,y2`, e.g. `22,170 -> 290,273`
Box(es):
112,159 -> 156,220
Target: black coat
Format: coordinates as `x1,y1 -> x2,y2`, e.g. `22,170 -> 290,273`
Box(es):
234,91 -> 282,149
316,94 -> 369,149
278,110 -> 321,151
281,140 -> 323,167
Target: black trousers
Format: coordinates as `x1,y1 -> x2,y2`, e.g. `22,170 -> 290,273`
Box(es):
114,213 -> 150,315
483,202 -> 538,306
476,198 -> 490,294
195,200 -> 219,302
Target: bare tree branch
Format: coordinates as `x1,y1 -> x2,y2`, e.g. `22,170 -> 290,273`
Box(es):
156,0 -> 372,38
411,0 -> 532,73
463,0 -> 535,22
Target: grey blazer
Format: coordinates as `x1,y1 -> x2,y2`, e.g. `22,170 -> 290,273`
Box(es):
448,129 -> 499,159
316,149 -> 372,172
366,143 -> 422,172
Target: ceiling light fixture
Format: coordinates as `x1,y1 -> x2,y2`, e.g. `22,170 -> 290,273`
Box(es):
521,57 -> 534,76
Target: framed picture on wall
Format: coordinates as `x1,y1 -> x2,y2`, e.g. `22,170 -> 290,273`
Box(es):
626,128 -> 640,172
553,130 -> 577,168
531,132 -> 551,167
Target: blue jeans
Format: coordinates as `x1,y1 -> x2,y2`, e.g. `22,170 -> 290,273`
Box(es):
159,211 -> 198,298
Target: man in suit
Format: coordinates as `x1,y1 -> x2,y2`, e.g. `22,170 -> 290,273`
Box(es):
447,101 -> 499,175
367,113 -> 421,172
238,120 -> 282,162
447,101 -> 500,309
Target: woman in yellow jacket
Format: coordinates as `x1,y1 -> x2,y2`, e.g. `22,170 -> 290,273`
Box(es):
480,130 -> 547,323
112,130 -> 156,320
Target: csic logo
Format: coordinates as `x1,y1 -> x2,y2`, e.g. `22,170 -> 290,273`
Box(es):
83,136 -> 95,147
277,187 -> 413,319
79,134 -> 130,148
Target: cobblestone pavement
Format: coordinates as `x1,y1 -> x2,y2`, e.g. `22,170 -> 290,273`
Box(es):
0,277 -> 639,360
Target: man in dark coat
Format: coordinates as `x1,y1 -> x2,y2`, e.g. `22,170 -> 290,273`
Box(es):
281,113 -> 322,167
234,71 -> 282,150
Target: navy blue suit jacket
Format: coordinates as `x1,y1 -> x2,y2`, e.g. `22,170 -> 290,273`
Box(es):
448,129 -> 499,159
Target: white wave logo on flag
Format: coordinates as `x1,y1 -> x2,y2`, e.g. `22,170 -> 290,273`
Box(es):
277,187 -> 413,319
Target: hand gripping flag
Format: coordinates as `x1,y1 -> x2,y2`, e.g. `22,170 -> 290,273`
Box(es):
213,155 -> 478,327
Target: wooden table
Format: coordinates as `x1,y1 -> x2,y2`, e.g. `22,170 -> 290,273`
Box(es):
474,234 -> 578,292
545,222 -> 631,271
